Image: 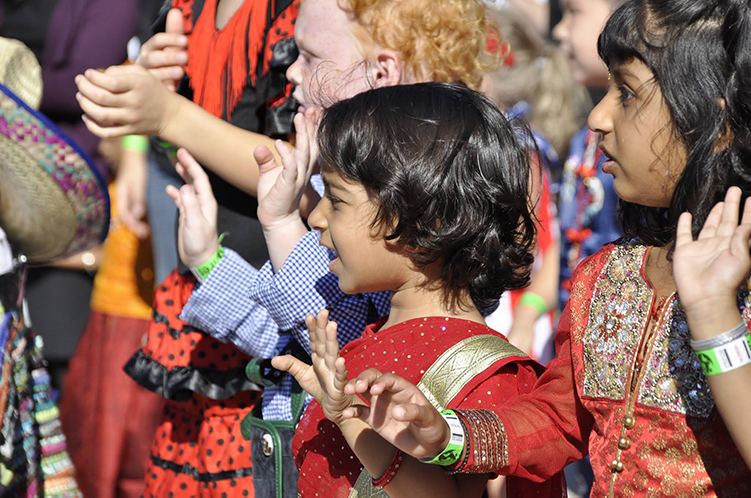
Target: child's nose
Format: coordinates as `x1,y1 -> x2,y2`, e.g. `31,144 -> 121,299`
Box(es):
286,56 -> 303,86
587,92 -> 614,135
308,198 -> 328,232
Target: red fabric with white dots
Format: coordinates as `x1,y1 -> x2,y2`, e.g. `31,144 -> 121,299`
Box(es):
292,316 -> 562,496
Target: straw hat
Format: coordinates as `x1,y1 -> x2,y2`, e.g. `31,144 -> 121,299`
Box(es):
0,37 -> 42,110
0,38 -> 109,264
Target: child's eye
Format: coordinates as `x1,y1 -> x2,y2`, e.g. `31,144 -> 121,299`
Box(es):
326,194 -> 342,207
617,85 -> 635,104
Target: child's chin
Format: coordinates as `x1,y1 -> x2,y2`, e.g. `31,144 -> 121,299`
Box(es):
335,277 -> 366,296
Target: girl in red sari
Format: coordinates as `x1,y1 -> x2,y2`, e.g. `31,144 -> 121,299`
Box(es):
332,0 -> 751,495
271,82 -> 566,497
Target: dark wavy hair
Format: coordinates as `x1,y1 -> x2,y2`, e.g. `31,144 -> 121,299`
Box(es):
316,82 -> 538,310
598,0 -> 751,247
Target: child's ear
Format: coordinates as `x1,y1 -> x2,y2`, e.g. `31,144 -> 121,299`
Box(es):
370,48 -> 403,88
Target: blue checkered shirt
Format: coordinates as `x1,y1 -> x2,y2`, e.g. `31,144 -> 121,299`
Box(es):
181,231 -> 391,421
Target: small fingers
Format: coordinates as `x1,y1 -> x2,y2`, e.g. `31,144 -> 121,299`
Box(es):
139,32 -> 187,56
313,310 -> 328,360
254,145 -> 278,175
342,404 -> 371,421
175,149 -> 215,207
84,67 -> 140,93
142,49 -> 188,69
730,196 -> 751,257
75,76 -> 124,107
278,139 -> 300,184
344,368 -> 382,399
742,196 -> 751,226
271,355 -> 310,382
730,220 -> 751,258
717,187 -> 742,237
81,114 -> 134,138
334,357 -> 348,391
147,66 -> 186,83
392,403 -> 432,423
77,93 -> 129,127
675,212 -> 694,248
306,314 -> 318,356
304,108 -> 320,174
178,184 -> 203,227
165,8 -> 185,36
698,201 -> 724,240
294,113 -> 309,169
324,320 -> 341,374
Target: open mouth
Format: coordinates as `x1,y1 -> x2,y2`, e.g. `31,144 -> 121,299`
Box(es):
599,145 -> 617,174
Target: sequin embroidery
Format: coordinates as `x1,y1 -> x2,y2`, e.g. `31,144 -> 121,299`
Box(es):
583,244 -> 653,400
637,300 -> 715,417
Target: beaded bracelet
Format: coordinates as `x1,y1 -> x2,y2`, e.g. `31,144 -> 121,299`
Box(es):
690,321 -> 748,351
453,409 -> 509,474
371,449 -> 404,489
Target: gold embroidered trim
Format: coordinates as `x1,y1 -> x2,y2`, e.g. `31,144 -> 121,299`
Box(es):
350,334 -> 523,495
582,244 -> 652,400
416,335 -> 527,412
350,468 -> 389,498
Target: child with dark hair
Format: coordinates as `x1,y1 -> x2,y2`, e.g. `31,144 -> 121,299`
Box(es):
272,82 -> 564,497
329,0 -> 751,494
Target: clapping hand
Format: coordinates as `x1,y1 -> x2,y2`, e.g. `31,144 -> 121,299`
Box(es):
342,370 -> 451,461
255,109 -> 319,231
165,149 -> 220,269
674,186 -> 751,333
272,310 -> 354,425
136,8 -> 188,91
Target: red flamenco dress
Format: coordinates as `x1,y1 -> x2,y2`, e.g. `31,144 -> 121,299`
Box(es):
122,0 -> 299,494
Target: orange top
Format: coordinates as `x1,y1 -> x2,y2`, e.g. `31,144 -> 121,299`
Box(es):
90,186 -> 154,319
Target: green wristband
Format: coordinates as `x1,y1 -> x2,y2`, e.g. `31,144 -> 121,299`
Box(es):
190,245 -> 225,283
519,291 -> 547,316
419,409 -> 465,466
121,135 -> 149,153
695,333 -> 751,376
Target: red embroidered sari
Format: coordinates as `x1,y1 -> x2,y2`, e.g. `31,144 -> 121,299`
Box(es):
292,316 -> 566,497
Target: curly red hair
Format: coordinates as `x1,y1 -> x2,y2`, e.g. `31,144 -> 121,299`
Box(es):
342,0 -> 498,89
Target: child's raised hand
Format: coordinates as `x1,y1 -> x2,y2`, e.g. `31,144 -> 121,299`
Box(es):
165,149 -> 220,269
255,109 -> 320,231
342,370 -> 452,461
271,309 -> 354,425
75,64 -> 177,139
135,9 -> 188,91
674,187 -> 751,326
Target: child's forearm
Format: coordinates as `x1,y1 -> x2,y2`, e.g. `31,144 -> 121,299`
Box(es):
337,418 -> 474,497
263,219 -> 309,272
160,93 -> 282,196
685,303 -> 751,467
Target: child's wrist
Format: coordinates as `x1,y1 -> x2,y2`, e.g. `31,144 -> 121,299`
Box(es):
189,243 -> 223,283
261,211 -> 304,234
683,297 -> 742,342
159,89 -> 182,139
